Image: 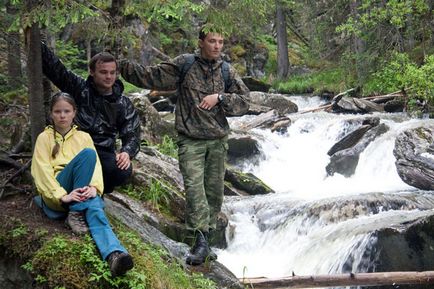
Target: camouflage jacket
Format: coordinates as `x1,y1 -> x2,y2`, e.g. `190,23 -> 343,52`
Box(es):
120,53 -> 250,139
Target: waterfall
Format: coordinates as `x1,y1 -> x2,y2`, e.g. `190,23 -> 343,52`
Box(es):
219,96 -> 434,280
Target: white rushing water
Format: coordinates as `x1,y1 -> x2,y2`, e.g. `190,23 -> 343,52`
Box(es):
219,96 -> 434,279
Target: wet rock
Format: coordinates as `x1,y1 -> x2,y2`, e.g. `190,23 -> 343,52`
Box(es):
129,92 -> 176,143
105,195 -> 242,289
227,132 -> 260,161
353,98 -> 384,113
373,213 -> 434,274
225,167 -> 274,195
326,119 -> 389,177
384,99 -> 405,112
249,92 -> 298,115
393,126 -> 434,190
242,77 -> 271,92
246,103 -> 272,115
0,253 -> 32,289
332,96 -> 363,113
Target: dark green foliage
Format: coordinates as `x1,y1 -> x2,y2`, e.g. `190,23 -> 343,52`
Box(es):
55,40 -> 87,77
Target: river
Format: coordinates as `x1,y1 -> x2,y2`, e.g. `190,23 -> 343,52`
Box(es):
218,96 -> 434,282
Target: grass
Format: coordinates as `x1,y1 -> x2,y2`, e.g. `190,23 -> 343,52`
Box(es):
273,67 -> 351,95
1,216 -> 216,289
119,180 -> 173,215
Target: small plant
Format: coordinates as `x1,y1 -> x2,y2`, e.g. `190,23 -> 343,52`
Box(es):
156,135 -> 178,159
11,224 -> 27,238
120,180 -> 172,213
147,179 -> 171,212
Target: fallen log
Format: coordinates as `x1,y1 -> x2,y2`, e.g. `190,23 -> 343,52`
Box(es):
298,89 -> 404,114
240,271 -> 434,288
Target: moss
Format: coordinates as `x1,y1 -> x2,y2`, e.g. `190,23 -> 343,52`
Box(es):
232,63 -> 247,76
0,216 -> 216,289
229,45 -> 246,61
0,218 -> 44,260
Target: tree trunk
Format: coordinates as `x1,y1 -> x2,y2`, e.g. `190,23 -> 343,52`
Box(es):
350,0 -> 368,87
86,39 -> 92,63
276,0 -> 289,79
25,0 -> 45,150
42,1 -> 54,124
6,1 -> 23,89
107,0 -> 125,56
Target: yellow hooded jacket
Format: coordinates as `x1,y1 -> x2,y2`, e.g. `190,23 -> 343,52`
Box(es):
31,125 -> 104,211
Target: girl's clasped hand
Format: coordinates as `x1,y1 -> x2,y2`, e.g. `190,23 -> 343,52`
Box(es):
61,186 -> 97,203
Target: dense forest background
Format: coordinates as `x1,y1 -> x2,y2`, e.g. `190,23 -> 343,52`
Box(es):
0,1 -> 434,288
1,0 -> 434,144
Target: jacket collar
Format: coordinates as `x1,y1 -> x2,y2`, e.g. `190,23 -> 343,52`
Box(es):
45,125 -> 78,140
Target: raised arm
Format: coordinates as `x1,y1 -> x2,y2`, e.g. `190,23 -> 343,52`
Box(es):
119,58 -> 182,91
41,42 -> 86,98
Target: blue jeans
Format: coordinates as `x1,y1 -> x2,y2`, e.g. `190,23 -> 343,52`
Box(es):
34,148 -> 127,260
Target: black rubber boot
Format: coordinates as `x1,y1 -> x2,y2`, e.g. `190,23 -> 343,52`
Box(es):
186,231 -> 215,265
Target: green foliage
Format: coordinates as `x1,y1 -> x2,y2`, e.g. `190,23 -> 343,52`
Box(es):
120,179 -> 172,213
117,230 -> 216,289
274,68 -> 348,94
257,34 -> 278,78
156,135 -> 178,159
337,0 -> 430,33
364,52 -> 434,105
119,76 -> 143,94
11,224 -> 28,237
55,40 -> 88,77
8,222 -> 215,289
9,0 -> 98,32
0,218 -> 42,258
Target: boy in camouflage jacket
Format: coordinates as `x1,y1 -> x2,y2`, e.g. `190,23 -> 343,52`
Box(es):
120,29 -> 250,265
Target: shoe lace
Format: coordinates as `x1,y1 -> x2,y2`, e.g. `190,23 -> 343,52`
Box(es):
77,213 -> 87,226
71,212 -> 87,226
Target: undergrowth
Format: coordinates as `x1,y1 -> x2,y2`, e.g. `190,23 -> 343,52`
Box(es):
0,217 -> 216,289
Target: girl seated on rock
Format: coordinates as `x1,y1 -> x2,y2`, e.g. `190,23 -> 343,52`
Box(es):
31,92 -> 134,277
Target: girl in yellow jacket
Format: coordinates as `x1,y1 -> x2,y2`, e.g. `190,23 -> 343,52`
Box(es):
31,92 -> 133,277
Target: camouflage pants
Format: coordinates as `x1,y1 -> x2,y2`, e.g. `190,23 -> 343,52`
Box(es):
177,134 -> 228,233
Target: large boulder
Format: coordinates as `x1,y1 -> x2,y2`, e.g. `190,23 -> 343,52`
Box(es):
249,92 -> 298,115
326,117 -> 389,177
105,196 -> 242,289
242,77 -> 271,92
128,92 -> 176,143
393,126 -> 434,190
373,213 -> 434,275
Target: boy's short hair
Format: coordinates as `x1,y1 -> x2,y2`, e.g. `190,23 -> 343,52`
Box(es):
89,52 -> 117,71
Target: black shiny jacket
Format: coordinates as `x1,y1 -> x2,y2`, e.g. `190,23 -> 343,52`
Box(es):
41,43 -> 141,158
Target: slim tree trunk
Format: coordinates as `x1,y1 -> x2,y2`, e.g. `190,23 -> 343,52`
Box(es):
25,0 -> 45,150
350,0 -> 367,86
276,0 -> 289,79
6,1 -> 23,89
108,0 -> 125,56
42,0 -> 54,124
